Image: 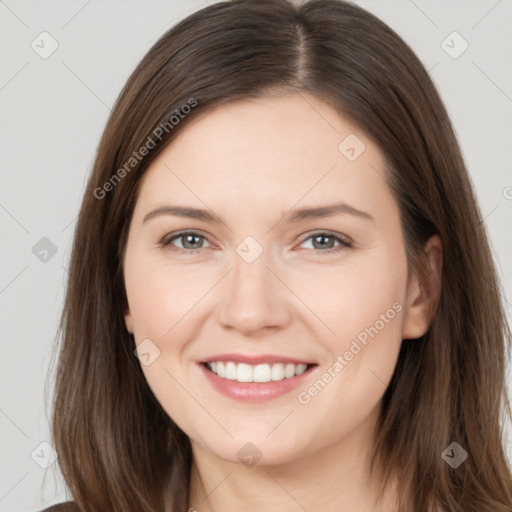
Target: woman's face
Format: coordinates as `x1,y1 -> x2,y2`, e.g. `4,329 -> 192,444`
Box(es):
123,93 -> 427,466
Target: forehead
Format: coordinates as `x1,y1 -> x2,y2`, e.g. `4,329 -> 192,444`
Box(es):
133,93 -> 394,223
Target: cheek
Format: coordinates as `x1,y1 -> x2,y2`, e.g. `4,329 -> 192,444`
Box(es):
125,252 -> 214,340
138,357 -> 203,442
291,267 -> 406,452
124,255 -> 214,421
124,253 -> 208,434
342,269 -> 405,344
302,251 -> 407,350
298,247 -> 407,412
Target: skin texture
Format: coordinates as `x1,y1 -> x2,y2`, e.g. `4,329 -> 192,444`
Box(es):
123,93 -> 442,512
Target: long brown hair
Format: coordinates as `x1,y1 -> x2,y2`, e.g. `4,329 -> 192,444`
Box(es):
50,1 -> 512,510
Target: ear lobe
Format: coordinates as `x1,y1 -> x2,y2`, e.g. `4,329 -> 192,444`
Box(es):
124,305 -> 134,334
402,235 -> 443,340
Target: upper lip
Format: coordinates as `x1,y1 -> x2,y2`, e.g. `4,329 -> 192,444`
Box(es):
200,353 -> 316,365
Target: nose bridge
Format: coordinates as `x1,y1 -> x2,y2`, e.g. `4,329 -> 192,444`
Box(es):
217,240 -> 291,333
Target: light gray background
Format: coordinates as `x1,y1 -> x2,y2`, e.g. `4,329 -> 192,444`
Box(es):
1,1 -> 511,510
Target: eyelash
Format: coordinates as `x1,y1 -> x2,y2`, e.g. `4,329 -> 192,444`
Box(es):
159,230 -> 353,255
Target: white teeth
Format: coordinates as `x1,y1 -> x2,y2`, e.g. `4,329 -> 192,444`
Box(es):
271,363 -> 284,381
216,361 -> 226,378
254,364 -> 271,383
237,363 -> 253,382
296,364 -> 308,375
225,361 -> 237,380
284,363 -> 296,378
206,361 -> 310,382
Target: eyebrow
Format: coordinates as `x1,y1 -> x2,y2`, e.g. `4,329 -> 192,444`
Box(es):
143,202 -> 373,225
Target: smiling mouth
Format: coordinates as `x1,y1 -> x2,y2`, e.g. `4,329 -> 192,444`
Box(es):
202,361 -> 317,383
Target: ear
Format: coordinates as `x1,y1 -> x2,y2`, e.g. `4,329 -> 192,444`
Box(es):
402,235 -> 443,340
124,303 -> 134,334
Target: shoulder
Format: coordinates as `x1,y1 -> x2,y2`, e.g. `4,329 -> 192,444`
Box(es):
39,502 -> 78,512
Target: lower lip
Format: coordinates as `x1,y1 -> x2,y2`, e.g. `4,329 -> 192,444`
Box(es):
198,363 -> 318,402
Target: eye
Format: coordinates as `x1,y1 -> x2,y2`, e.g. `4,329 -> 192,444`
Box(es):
298,232 -> 352,254
160,231 -> 212,253
159,230 -> 352,255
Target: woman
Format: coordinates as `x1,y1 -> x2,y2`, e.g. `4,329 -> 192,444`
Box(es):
42,0 -> 512,510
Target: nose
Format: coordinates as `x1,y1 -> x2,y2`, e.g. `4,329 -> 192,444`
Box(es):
217,247 -> 293,335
